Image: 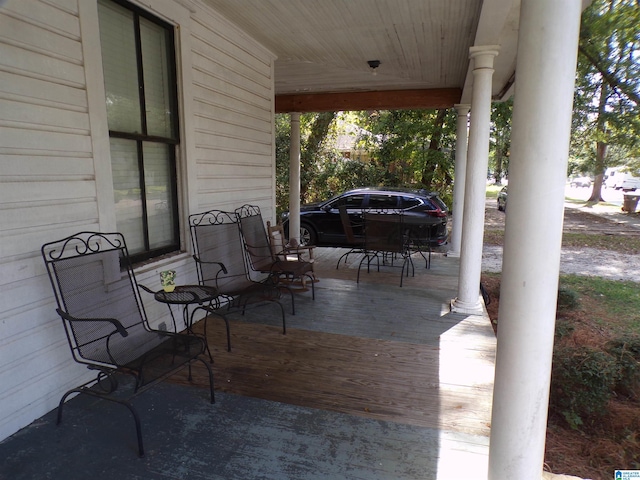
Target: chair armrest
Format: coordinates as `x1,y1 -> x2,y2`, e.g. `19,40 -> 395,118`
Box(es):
56,308 -> 128,338
138,283 -> 155,295
193,255 -> 228,274
288,245 -> 315,251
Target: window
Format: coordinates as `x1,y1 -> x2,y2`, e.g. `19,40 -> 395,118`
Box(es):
332,194 -> 365,210
368,194 -> 399,210
399,196 -> 420,209
98,0 -> 179,263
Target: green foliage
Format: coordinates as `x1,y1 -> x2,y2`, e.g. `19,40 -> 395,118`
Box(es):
550,345 -> 620,429
557,285 -> 580,311
489,99 -> 513,183
559,276 -> 640,331
275,109 -> 459,214
606,337 -> 640,399
570,0 -> 640,187
554,320 -> 575,340
354,109 -> 457,199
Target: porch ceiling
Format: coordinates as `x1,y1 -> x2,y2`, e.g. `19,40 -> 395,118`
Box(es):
201,0 -> 521,111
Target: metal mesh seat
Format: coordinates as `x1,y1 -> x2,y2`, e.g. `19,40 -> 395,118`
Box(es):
41,232 -> 214,457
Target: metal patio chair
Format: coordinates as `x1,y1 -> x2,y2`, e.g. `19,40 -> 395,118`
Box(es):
41,231 -> 215,457
357,211 -> 415,287
189,210 -> 286,336
235,205 -> 315,311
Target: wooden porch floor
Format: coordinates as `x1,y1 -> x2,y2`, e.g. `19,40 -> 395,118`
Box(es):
0,248 -> 496,480
180,247 -> 497,476
186,247 -> 496,439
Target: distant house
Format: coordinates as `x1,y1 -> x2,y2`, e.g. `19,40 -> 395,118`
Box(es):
335,121 -> 372,162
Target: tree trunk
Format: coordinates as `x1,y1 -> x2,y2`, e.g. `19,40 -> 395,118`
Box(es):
587,79 -> 610,203
300,112 -> 336,199
494,131 -> 505,185
420,109 -> 447,188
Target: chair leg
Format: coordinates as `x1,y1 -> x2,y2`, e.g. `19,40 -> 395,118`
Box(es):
195,357 -> 215,404
57,387 -> 145,457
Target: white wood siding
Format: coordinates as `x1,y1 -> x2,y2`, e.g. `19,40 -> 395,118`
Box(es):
189,9 -> 276,218
0,0 -> 276,442
0,0 -> 100,441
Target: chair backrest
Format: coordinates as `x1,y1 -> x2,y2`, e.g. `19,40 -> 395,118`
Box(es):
338,205 -> 356,244
364,212 -> 405,254
339,204 -> 367,246
189,210 -> 260,294
41,232 -> 162,367
266,221 -> 288,261
235,204 -> 275,272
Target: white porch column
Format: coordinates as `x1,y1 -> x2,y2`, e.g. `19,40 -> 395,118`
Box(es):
451,47 -> 499,314
288,112 -> 301,242
447,104 -> 470,258
488,1 -> 581,479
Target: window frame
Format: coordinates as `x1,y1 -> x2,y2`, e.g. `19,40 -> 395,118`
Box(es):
100,0 -> 181,264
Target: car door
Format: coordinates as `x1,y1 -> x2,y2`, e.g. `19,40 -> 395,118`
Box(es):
321,193 -> 366,245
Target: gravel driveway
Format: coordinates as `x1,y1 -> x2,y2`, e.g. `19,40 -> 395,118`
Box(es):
482,245 -> 639,282
482,198 -> 640,283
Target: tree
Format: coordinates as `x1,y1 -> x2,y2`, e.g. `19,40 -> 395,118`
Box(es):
490,99 -> 513,185
275,109 -> 459,213
354,109 -> 458,205
571,0 -> 640,202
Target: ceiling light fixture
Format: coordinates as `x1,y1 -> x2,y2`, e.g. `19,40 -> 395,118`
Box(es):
367,60 -> 381,76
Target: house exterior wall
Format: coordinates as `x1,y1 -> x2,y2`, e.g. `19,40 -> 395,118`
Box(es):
0,0 -> 276,442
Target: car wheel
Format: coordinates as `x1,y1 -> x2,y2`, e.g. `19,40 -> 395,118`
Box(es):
299,223 -> 317,246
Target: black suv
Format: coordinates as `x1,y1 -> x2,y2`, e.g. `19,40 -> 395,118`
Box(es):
282,187 -> 449,247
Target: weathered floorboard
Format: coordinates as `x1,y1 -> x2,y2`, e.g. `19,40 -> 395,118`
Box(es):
184,249 -> 496,439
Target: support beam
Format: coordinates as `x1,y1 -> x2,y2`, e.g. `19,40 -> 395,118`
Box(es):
447,104 -> 470,258
488,1 -> 582,479
275,88 -> 462,113
451,47 -> 499,315
288,112 -> 301,243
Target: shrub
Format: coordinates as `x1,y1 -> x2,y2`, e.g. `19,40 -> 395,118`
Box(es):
606,337 -> 640,399
554,319 -> 575,339
550,345 -> 620,429
557,285 -> 580,311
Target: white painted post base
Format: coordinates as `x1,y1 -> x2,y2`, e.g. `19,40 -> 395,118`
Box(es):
450,296 -> 485,315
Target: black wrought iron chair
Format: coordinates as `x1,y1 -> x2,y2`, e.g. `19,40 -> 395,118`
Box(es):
357,212 -> 415,287
189,209 -> 286,336
41,231 -> 215,457
235,205 -> 315,311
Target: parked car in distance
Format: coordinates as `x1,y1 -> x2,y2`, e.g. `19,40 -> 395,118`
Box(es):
570,176 -> 592,188
497,186 -> 508,212
282,187 -> 449,247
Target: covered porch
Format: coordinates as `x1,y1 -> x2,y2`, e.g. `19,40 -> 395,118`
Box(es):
0,248 -> 496,479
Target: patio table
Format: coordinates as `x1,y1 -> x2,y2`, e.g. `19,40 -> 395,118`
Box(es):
152,284 -> 219,362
